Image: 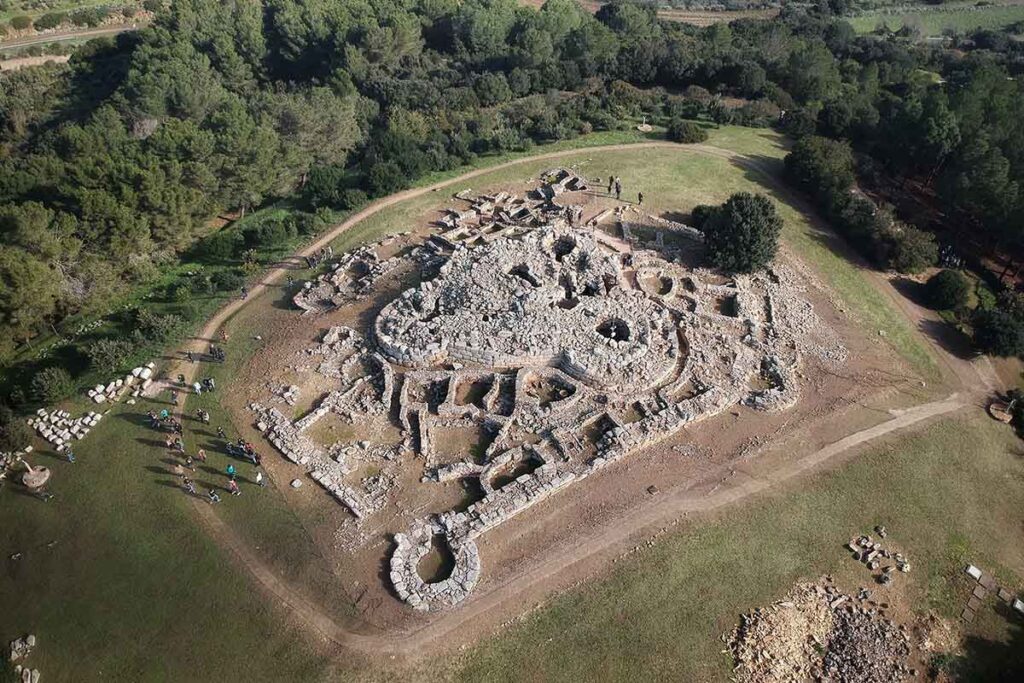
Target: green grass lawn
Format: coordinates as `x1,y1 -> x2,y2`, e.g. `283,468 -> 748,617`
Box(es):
848,2 -> 1024,36
455,411 -> 1024,682
0,392 -> 345,680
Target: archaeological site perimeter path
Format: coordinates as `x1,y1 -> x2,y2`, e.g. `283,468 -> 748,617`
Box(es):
168,141 -> 993,659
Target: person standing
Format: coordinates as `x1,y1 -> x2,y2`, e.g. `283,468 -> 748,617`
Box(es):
217,426 -> 226,440
227,479 -> 241,496
65,448 -> 75,463
638,191 -> 644,206
208,489 -> 221,504
240,286 -> 248,300
169,390 -> 178,406
226,464 -> 236,480
196,448 -> 207,463
607,176 -> 614,194
614,178 -> 622,201
255,469 -> 266,488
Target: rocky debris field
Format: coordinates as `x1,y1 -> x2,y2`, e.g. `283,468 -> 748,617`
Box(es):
726,578 -> 914,683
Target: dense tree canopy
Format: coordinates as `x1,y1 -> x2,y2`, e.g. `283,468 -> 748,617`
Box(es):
4,0 -> 1024,378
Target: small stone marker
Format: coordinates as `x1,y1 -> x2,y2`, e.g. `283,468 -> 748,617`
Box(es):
967,596 -> 983,611
972,585 -> 988,600
290,479 -> 303,488
961,607 -> 976,623
1014,599 -> 1024,617
998,588 -> 1013,603
966,564 -> 983,581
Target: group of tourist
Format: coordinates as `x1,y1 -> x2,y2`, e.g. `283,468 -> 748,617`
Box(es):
605,175 -> 643,206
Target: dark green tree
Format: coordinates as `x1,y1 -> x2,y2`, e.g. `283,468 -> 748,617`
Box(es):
701,193 -> 783,273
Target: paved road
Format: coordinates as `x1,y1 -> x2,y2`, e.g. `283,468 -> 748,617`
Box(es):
167,141 -> 990,658
0,24 -> 139,51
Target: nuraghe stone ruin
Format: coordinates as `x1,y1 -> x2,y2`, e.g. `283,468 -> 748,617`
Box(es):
250,168 -> 843,612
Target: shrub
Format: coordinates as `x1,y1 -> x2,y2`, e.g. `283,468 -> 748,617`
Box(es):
784,135 -> 855,206
366,161 -> 406,197
690,204 -> 717,229
883,223 -> 938,274
305,163 -> 349,209
701,193 -> 783,273
143,0 -> 165,11
85,338 -> 135,373
135,309 -> 186,343
973,308 -> 1024,357
199,230 -> 241,262
9,15 -> 32,31
33,12 -> 67,31
242,218 -> 293,248
339,189 -> 368,210
211,269 -> 245,292
0,404 -> 33,451
31,367 -> 75,403
70,8 -> 108,27
666,119 -> 709,144
924,270 -> 970,310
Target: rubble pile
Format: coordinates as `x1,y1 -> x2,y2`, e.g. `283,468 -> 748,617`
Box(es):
727,580 -> 913,683
821,606 -> 913,682
846,526 -> 911,585
293,243 -> 431,314
86,362 -> 156,404
27,409 -> 103,452
727,583 -> 834,682
9,634 -> 41,682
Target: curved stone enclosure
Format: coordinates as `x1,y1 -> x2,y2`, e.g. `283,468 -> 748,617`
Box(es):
374,226 -> 680,393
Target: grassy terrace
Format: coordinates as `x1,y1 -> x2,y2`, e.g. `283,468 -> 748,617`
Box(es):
0,1 -> 134,23
847,2 -> 1024,36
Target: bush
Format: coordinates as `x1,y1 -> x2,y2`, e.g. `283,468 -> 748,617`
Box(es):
690,204 -> 716,229
198,230 -> 241,262
784,135 -> 855,206
366,161 -> 406,197
143,0 -> 165,11
85,338 -> 135,373
135,309 -> 186,343
34,12 -> 67,30
305,163 -> 349,209
242,217 -> 294,248
973,308 -> 1024,357
0,404 -> 33,452
211,269 -> 245,292
31,367 -> 75,403
9,15 -> 32,30
701,193 -> 783,273
924,270 -> 970,310
666,119 -> 709,144
338,188 -> 368,210
883,223 -> 938,274
70,8 -> 108,27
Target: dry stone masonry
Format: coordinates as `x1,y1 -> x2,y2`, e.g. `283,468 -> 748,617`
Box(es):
251,170 -> 844,612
